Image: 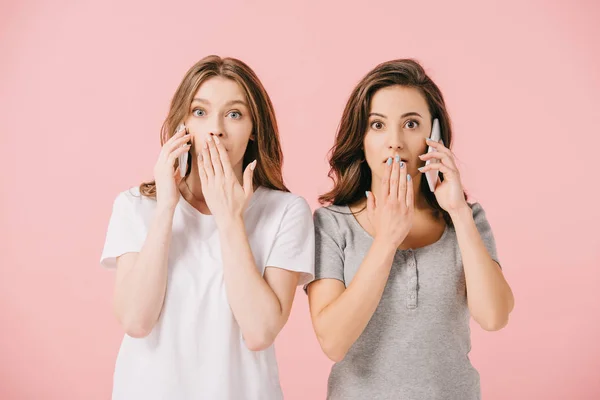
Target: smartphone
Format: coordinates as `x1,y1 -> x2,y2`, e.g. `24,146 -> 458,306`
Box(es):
424,118 -> 443,192
176,123 -> 190,178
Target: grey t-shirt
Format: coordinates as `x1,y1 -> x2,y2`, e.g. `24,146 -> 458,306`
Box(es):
311,202 -> 499,400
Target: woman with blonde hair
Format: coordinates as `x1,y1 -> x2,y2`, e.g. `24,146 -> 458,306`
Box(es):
100,55 -> 314,400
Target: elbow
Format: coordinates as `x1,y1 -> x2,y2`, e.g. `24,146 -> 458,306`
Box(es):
122,318 -> 155,338
116,311 -> 155,338
243,331 -> 276,352
317,335 -> 347,363
125,325 -> 153,338
477,312 -> 510,332
472,295 -> 514,332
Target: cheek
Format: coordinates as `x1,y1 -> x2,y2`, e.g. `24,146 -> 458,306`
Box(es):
363,134 -> 385,174
409,136 -> 428,157
226,119 -> 252,138
226,120 -> 253,158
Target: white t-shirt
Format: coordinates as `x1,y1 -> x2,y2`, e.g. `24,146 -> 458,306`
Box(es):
100,186 -> 315,400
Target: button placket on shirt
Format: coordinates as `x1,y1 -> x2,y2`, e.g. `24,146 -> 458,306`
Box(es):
405,249 -> 418,309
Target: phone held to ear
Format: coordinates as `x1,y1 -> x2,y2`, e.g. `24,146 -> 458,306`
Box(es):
176,123 -> 190,178
424,118 -> 444,192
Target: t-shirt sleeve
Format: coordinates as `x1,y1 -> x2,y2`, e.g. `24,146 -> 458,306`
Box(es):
100,192 -> 146,269
311,207 -> 345,285
470,202 -> 501,267
265,196 -> 315,286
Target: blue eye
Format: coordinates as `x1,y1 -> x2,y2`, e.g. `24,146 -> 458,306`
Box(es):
228,111 -> 242,120
192,109 -> 205,117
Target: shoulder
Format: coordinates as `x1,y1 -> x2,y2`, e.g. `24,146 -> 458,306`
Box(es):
467,202 -> 495,231
468,202 -> 487,220
112,186 -> 156,215
252,187 -> 312,220
313,204 -> 352,233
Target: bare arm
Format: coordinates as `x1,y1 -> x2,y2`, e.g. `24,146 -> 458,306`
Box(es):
113,207 -> 175,337
219,218 -> 300,351
112,125 -> 191,337
308,239 -> 396,362
451,206 -> 514,331
419,138 -> 514,331
198,135 -> 306,351
308,157 -> 413,362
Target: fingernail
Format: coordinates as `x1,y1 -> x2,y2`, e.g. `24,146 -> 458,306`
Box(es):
400,162 -> 405,168
198,153 -> 203,161
407,174 -> 412,181
207,136 -> 212,142
395,155 -> 400,163
365,191 -> 369,198
387,157 -> 392,165
250,160 -> 257,170
418,167 -> 425,172
214,136 -> 220,144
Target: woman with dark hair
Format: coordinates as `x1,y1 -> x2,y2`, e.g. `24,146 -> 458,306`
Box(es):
100,55 -> 314,400
306,59 -> 514,400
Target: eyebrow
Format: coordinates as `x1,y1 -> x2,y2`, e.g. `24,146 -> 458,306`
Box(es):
368,112 -> 423,119
191,98 -> 248,107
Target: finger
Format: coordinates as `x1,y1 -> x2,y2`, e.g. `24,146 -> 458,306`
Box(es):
166,125 -> 188,145
380,157 -> 392,200
213,136 -> 233,177
405,173 -> 415,211
398,160 -> 407,200
418,163 -> 453,176
202,140 -> 214,177
165,133 -> 192,153
243,160 -> 257,196
389,156 -> 400,200
197,154 -> 208,185
418,151 -> 457,170
207,136 -> 223,177
425,138 -> 453,155
173,165 -> 181,180
167,144 -> 191,165
366,190 -> 376,216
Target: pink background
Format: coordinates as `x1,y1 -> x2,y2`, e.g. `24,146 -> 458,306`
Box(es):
1,0 -> 599,399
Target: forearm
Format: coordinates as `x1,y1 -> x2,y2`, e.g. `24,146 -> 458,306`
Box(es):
314,239 -> 396,361
219,217 -> 284,350
451,206 -> 514,330
114,206 -> 174,336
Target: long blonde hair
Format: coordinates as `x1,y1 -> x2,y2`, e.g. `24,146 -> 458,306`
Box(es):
140,55 -> 288,197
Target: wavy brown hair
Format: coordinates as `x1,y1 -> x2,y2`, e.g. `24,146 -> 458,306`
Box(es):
140,55 -> 288,197
319,59 -> 466,226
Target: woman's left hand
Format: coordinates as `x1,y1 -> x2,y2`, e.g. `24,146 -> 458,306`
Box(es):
197,135 -> 257,228
418,138 -> 469,214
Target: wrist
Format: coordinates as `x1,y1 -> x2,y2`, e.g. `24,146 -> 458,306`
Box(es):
372,236 -> 400,256
448,203 -> 472,221
217,214 -> 245,232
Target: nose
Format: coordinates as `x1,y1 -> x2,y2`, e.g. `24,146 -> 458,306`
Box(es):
387,128 -> 404,151
200,116 -> 226,142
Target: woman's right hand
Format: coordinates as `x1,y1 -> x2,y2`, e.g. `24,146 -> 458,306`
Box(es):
366,156 -> 415,250
154,126 -> 191,211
